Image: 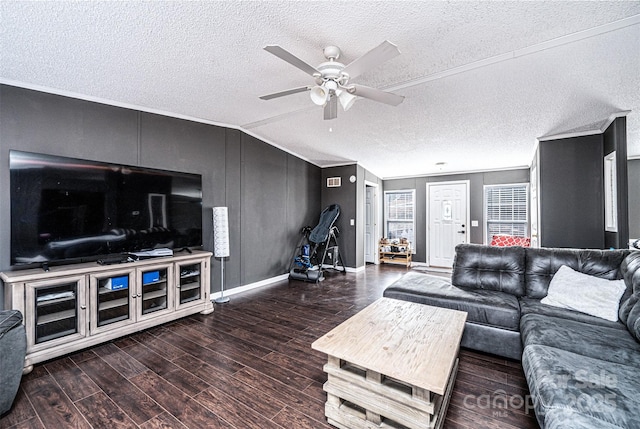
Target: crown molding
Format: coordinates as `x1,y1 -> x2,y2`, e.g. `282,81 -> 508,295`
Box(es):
537,111 -> 631,142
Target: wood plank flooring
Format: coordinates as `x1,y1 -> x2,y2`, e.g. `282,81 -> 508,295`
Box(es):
1,264 -> 540,429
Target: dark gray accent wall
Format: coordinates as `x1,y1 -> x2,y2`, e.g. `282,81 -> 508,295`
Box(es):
603,117 -> 629,249
384,169 -> 529,263
320,165 -> 358,267
0,85 -> 321,308
629,159 -> 640,240
286,154 -> 322,266
539,134 -> 604,248
225,129 -> 243,289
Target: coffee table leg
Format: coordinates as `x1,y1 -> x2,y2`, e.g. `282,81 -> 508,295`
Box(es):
327,392 -> 341,408
365,370 -> 383,424
413,386 -> 432,403
322,354 -> 458,429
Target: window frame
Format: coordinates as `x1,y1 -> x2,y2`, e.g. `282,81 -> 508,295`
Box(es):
384,189 -> 416,252
483,183 -> 529,244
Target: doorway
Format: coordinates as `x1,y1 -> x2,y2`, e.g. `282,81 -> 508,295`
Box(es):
427,181 -> 469,268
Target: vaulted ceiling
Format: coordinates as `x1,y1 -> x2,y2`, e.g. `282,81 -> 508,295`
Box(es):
2,1 -> 639,178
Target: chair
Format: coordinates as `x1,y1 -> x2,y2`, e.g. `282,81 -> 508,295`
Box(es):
0,310 -> 26,415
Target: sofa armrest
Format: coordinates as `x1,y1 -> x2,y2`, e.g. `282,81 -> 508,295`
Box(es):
0,310 -> 23,339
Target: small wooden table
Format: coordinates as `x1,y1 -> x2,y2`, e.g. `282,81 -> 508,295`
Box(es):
312,298 -> 467,429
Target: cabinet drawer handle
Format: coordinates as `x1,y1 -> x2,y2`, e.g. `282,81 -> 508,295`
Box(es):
80,305 -> 86,310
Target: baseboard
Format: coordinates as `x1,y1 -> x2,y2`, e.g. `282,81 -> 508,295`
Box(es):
210,273 -> 289,300
210,265 -> 366,301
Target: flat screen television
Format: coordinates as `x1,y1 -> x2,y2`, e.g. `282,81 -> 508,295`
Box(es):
10,150 -> 203,267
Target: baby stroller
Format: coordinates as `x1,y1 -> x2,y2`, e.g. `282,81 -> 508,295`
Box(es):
289,204 -> 346,282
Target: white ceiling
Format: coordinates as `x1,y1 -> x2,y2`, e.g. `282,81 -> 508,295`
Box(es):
1,1 -> 639,179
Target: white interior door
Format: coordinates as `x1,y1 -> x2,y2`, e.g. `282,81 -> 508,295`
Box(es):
428,182 -> 469,268
365,185 -> 376,263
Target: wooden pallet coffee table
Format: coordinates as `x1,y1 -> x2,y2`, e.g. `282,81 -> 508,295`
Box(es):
312,298 -> 467,429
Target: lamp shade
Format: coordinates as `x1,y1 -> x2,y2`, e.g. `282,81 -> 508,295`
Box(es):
337,90 -> 356,111
310,85 -> 329,106
212,207 -> 230,257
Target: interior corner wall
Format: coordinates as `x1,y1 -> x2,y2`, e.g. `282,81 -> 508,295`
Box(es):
629,158 -> 640,240
355,165 -> 365,268
363,167 -> 384,265
538,134 -> 604,249
603,116 -> 629,249
383,169 -> 529,264
0,84 -> 321,308
320,165 -> 358,268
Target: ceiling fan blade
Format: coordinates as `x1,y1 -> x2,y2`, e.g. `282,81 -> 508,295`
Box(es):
324,96 -> 338,120
264,45 -> 319,76
259,86 -> 310,100
342,40 -> 400,79
349,84 -> 404,106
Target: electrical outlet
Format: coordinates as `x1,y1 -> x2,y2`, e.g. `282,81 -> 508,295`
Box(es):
350,219 -> 355,226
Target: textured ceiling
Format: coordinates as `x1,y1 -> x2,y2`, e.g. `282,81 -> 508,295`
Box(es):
1,1 -> 639,178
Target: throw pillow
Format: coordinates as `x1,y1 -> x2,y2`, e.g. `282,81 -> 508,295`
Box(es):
541,265 -> 627,322
490,235 -> 531,247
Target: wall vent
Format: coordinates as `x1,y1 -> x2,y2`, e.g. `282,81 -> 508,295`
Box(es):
327,177 -> 342,188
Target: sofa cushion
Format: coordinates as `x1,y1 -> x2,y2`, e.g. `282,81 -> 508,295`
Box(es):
520,313 -> 640,368
542,408 -> 632,429
383,271 -> 520,330
452,243 -> 526,296
519,297 -> 627,330
523,345 -> 640,429
540,265 -> 626,322
626,299 -> 640,342
524,247 -> 629,299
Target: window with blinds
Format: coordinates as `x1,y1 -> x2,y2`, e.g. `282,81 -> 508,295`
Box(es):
384,190 -> 415,247
484,184 -> 529,241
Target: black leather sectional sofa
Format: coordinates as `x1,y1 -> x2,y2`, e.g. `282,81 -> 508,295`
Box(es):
383,244 -> 640,429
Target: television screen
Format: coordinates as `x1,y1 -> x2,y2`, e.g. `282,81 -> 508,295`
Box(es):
10,150 -> 203,266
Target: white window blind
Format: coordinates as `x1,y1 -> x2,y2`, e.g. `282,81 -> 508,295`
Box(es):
384,190 -> 415,248
485,184 -> 529,240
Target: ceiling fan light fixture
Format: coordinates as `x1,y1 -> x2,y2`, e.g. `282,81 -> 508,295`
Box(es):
310,85 -> 329,106
261,41 -> 403,119
324,80 -> 338,92
337,89 -> 356,111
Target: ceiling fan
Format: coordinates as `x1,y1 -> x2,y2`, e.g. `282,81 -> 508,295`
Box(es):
259,40 -> 405,120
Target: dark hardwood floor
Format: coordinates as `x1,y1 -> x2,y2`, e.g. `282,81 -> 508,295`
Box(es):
1,264 -> 539,429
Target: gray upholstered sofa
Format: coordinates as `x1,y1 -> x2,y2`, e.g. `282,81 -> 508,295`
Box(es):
0,310 -> 26,416
383,244 -> 640,429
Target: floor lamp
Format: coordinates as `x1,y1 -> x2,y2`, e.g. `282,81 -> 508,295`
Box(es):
213,207 -> 230,304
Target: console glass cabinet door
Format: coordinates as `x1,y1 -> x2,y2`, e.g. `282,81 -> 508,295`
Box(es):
176,261 -> 206,310
24,275 -> 88,353
137,264 -> 174,321
89,269 -> 135,335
